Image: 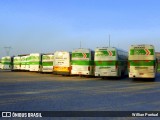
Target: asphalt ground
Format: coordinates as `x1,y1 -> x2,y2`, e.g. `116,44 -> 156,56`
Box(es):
0,70 -> 160,120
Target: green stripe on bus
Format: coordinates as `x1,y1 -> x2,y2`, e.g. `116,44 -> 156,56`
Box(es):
95,51 -> 116,56
129,60 -> 154,66
42,62 -> 53,66
72,53 -> 90,58
21,62 -> 26,65
14,63 -> 21,65
2,62 -> 11,65
30,56 -> 40,60
71,60 -> 94,65
130,49 -> 154,55
42,56 -> 54,60
94,61 -> 116,66
26,62 -> 30,65
30,62 -> 41,65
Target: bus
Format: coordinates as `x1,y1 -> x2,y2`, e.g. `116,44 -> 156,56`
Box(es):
42,53 -> 54,73
128,44 -> 157,79
53,51 -> 71,75
29,53 -> 42,72
1,56 -> 13,70
0,59 -> 2,69
13,56 -> 21,71
94,47 -> 128,77
71,48 -> 94,76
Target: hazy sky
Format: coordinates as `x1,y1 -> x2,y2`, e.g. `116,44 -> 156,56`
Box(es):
0,0 -> 160,57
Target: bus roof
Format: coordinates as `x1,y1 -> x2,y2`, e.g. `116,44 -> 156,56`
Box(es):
42,53 -> 54,55
30,53 -> 42,55
13,56 -> 21,58
72,48 -> 93,53
18,54 -> 30,56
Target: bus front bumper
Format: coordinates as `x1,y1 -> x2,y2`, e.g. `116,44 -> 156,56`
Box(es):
95,71 -> 117,77
129,72 -> 155,78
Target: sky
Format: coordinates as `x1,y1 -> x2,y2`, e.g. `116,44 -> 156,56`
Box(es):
0,0 -> 160,57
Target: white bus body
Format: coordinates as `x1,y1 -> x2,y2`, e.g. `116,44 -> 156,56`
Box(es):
94,47 -> 128,77
128,44 -> 157,78
29,53 -> 42,72
0,59 -> 2,69
42,54 -> 54,72
53,51 -> 71,75
71,48 -> 94,76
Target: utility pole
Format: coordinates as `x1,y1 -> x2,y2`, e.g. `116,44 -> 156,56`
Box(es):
4,46 -> 11,56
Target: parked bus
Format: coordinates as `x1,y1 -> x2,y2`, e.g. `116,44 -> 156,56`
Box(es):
128,44 -> 157,79
0,59 -> 2,69
53,51 -> 71,75
13,56 -> 21,71
71,48 -> 94,76
1,56 -> 13,70
29,53 -> 42,72
42,53 -> 54,72
94,47 -> 128,77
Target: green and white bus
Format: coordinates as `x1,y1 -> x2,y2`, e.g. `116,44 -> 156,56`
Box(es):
42,53 -> 54,73
1,56 -> 13,70
94,47 -> 128,77
53,51 -> 71,75
13,56 -> 21,71
71,48 -> 94,76
0,59 -> 2,69
29,53 -> 42,72
19,54 -> 30,71
128,44 -> 157,79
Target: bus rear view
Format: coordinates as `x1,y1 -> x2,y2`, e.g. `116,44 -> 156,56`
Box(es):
128,44 -> 157,79
94,47 -> 128,77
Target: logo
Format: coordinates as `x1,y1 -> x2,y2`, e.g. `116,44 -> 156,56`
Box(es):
144,49 -> 151,55
108,51 -> 113,56
82,53 -> 87,58
2,112 -> 11,117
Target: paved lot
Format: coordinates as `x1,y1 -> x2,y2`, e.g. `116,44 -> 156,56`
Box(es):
0,70 -> 160,119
